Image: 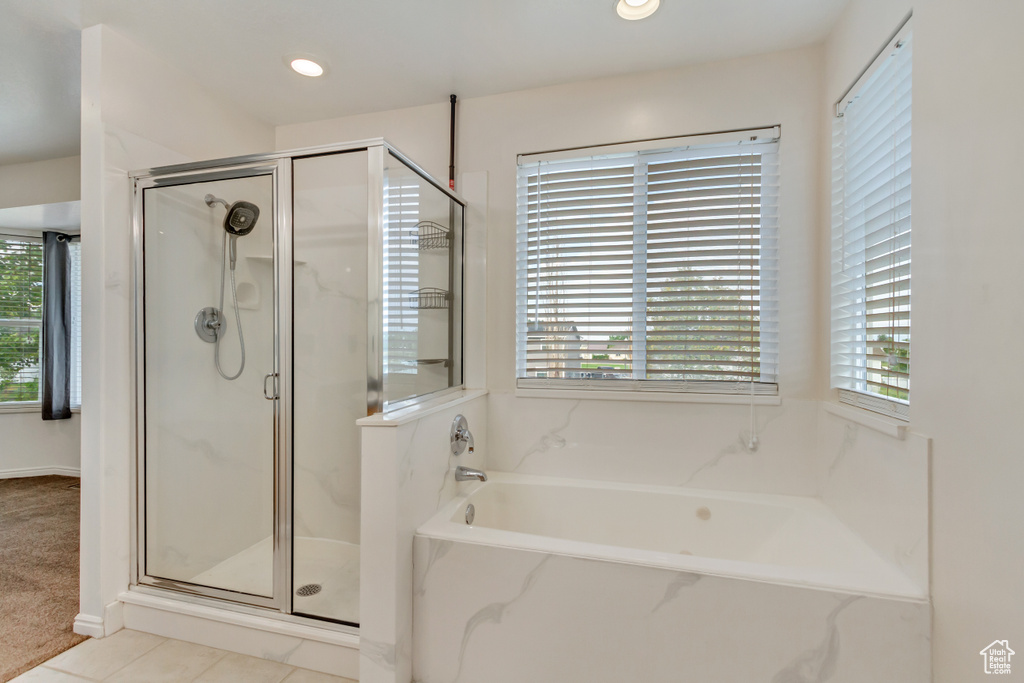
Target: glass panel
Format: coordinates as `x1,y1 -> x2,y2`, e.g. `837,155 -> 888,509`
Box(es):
0,236 -> 43,403
143,174 -> 276,598
0,325 -> 41,402
292,152 -> 367,624
382,153 -> 464,408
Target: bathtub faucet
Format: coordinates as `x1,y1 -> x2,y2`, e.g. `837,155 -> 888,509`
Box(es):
455,466 -> 487,482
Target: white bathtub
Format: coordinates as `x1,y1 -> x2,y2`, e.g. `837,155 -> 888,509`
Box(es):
413,473 -> 930,683
419,472 -> 923,599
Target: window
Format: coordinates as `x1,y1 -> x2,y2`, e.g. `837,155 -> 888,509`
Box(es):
516,129 -> 779,395
0,234 -> 82,408
0,236 -> 44,403
831,23 -> 912,419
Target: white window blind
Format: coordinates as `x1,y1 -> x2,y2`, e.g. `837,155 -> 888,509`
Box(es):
69,241 -> 82,408
383,174 -> 422,380
516,131 -> 779,394
831,26 -> 912,419
0,236 -> 44,404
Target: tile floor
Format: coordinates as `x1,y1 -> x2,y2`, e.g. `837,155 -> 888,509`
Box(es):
11,629 -> 357,683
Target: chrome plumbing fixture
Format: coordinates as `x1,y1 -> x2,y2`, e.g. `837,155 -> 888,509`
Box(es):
465,503 -> 476,525
455,466 -> 487,483
450,414 -> 474,455
194,306 -> 221,343
198,193 -> 261,380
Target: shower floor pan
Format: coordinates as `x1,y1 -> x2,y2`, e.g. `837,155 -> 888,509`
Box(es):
190,536 -> 359,624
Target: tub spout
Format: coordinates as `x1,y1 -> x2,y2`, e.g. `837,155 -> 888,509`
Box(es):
455,466 -> 487,482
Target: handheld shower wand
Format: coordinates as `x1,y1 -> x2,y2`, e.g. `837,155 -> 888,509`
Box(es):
202,194 -> 260,381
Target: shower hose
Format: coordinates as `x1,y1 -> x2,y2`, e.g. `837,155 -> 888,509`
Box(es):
214,233 -> 246,380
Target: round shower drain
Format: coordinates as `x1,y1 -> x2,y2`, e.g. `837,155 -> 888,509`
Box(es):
296,583 -> 322,597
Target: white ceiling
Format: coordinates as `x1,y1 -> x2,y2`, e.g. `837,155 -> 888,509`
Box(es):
0,0 -> 849,166
0,0 -> 82,165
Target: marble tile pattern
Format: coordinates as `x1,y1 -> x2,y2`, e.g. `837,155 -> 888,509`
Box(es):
817,407 -> 930,591
292,152 -> 368,547
14,629 -> 357,683
487,392 -> 820,496
360,394 -> 488,683
412,536 -> 931,683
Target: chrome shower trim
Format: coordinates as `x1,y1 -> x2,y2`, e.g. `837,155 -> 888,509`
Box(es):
366,146 -> 386,415
137,575 -> 279,611
273,157 -> 295,616
204,193 -> 230,210
124,584 -> 361,639
128,140 -> 465,621
129,138 -> 468,208
130,159 -> 289,612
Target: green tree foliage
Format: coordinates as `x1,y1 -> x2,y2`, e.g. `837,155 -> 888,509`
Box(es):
873,333 -> 909,401
645,270 -> 759,382
0,239 -> 43,401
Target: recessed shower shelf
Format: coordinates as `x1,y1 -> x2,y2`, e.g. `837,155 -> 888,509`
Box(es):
409,287 -> 451,310
415,221 -> 450,250
246,254 -> 307,265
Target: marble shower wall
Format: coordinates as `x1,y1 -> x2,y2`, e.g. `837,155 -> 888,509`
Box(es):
359,391 -> 488,683
412,536 -> 931,683
293,151 -> 369,545
817,406 -> 930,591
487,392 -> 819,496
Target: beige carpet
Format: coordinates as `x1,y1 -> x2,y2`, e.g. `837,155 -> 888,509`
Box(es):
0,475 -> 85,682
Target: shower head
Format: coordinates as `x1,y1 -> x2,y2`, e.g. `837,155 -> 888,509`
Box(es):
223,201 -> 259,236
204,194 -> 260,236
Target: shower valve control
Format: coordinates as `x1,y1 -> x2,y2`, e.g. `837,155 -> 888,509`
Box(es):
194,307 -> 221,343
451,414 -> 474,455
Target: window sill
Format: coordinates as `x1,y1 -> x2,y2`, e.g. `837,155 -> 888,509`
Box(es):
822,401 -> 907,440
0,404 -> 81,415
514,387 -> 782,406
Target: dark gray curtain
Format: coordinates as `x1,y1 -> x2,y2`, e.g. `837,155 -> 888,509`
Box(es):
42,232 -> 71,420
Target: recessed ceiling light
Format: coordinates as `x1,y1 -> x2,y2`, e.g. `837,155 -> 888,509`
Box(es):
616,0 -> 660,20
290,58 -> 324,77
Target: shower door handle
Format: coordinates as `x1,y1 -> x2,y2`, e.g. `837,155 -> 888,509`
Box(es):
263,372 -> 278,400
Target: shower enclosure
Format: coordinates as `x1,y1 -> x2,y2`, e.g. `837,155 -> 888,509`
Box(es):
130,141 -> 464,627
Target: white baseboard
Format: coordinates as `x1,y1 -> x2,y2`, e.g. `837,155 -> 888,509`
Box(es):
72,601 -> 125,639
104,600 -> 124,636
73,613 -> 105,638
0,465 -> 81,479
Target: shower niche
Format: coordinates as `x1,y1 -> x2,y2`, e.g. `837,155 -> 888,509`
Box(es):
131,141 -> 465,627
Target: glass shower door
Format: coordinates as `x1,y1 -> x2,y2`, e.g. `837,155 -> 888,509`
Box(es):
139,169 -> 279,604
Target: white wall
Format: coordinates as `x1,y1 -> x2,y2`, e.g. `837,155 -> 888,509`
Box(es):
78,23 -> 274,636
0,412 -> 81,477
0,155 -> 80,210
278,45 -> 827,493
824,1 -> 1024,679
0,154 -> 83,477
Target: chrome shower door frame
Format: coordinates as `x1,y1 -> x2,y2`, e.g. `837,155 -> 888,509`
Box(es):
130,159 -> 293,612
